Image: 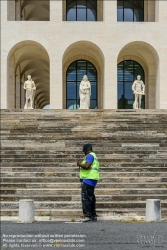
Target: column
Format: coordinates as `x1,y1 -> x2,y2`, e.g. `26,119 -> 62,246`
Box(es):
102,0 -> 117,109
104,0 -> 116,23
7,0 -> 15,21
15,74 -> 21,109
15,0 -> 21,21
156,53 -> 167,109
148,75 -> 156,109
8,56 -> 15,109
50,1 -> 63,109
155,0 -> 167,22
103,54 -> 117,109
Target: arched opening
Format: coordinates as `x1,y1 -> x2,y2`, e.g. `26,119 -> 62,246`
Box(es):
62,41 -> 104,109
7,40 -> 50,109
66,60 -> 97,109
117,60 -> 145,109
7,0 -> 50,21
117,41 -> 159,109
43,104 -> 50,109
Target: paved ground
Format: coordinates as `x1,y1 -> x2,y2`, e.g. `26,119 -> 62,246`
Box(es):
1,220 -> 167,250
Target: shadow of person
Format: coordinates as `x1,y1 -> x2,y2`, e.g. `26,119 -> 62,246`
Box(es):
118,95 -> 128,109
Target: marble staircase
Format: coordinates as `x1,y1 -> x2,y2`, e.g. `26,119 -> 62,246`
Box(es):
1,109 -> 167,219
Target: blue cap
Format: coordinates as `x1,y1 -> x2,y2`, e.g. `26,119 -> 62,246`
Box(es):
83,144 -> 92,152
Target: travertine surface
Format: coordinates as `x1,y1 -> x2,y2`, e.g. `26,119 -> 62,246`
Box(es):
1,0 -> 167,109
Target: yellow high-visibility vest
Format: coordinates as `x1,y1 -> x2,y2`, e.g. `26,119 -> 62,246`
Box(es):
80,152 -> 100,180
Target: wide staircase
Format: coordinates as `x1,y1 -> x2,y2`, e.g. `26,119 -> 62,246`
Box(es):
1,109 -> 167,219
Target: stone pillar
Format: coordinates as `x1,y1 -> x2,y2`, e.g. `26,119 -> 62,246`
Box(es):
104,0 -> 116,23
155,0 -> 167,22
19,199 -> 34,223
102,0 -> 117,109
145,199 -> 161,221
148,1 -> 155,22
156,53 -> 167,109
50,1 -> 63,109
7,0 -> 15,21
8,56 -> 15,109
103,54 -> 117,109
15,0 -> 21,21
148,75 -> 156,109
15,74 -> 21,109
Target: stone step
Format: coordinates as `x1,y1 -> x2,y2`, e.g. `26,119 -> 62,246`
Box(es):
1,200 -> 167,209
2,149 -> 167,155
1,118 -> 167,123
1,172 -> 167,178
1,109 -> 167,218
1,188 -> 166,195
2,128 -> 166,133
1,206 -> 167,217
1,176 -> 166,183
2,126 -> 167,131
2,133 -> 167,138
1,167 -> 167,172
1,148 -> 167,154
1,114 -> 167,120
1,182 -> 166,189
1,142 -> 166,148
1,158 -> 167,163
1,162 -> 167,167
1,194 -> 167,202
2,119 -> 167,123
2,153 -> 167,158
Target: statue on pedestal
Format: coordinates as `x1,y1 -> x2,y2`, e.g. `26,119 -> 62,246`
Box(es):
132,75 -> 145,109
79,75 -> 91,109
23,75 -> 36,109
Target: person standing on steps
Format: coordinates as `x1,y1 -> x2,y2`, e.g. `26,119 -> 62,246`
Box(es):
77,144 -> 100,222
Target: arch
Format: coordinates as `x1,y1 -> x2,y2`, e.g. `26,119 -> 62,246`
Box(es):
117,41 -> 159,109
7,40 -> 50,109
43,103 -> 50,109
62,40 -> 104,109
117,60 -> 145,109
66,60 -> 98,109
7,0 -> 50,21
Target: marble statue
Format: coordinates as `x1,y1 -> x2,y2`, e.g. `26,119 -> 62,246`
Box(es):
79,75 -> 91,109
132,75 -> 145,109
23,75 -> 36,109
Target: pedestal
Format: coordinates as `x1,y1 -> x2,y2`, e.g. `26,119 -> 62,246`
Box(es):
19,199 -> 34,223
145,199 -> 161,221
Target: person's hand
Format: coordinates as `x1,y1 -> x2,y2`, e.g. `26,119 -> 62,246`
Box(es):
77,161 -> 81,167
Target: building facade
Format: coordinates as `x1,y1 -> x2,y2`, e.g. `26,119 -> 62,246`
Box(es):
1,0 -> 167,110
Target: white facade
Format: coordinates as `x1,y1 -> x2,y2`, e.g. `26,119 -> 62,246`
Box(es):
1,0 -> 167,109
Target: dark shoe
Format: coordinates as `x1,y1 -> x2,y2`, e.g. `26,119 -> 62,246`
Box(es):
90,216 -> 97,222
80,217 -> 92,222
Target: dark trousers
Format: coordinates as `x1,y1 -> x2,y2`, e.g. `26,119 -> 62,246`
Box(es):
81,182 -> 96,218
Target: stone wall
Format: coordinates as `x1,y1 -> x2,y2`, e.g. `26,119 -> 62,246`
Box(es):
1,0 -> 167,109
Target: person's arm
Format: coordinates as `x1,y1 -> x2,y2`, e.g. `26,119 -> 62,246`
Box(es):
132,81 -> 135,92
77,161 -> 92,169
32,82 -> 36,90
77,154 -> 94,169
